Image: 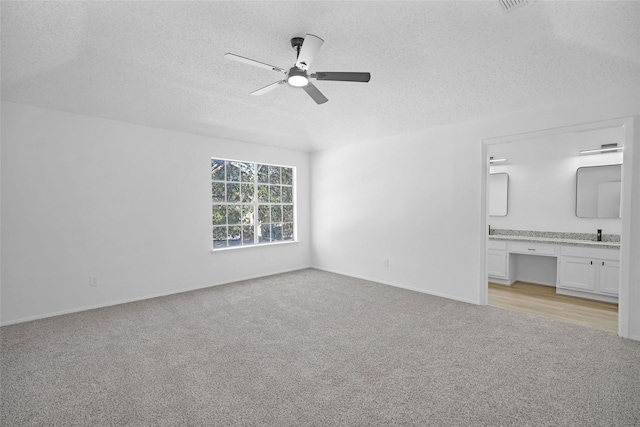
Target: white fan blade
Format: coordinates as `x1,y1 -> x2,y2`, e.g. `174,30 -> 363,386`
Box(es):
295,34 -> 324,71
251,80 -> 286,96
225,53 -> 286,74
302,82 -> 328,104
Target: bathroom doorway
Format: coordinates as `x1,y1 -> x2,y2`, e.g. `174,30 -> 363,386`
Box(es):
480,117 -> 635,338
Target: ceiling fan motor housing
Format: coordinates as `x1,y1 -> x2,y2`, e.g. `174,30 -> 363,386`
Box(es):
290,37 -> 305,51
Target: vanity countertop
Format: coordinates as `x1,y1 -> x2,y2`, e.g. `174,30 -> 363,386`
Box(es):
489,234 -> 620,250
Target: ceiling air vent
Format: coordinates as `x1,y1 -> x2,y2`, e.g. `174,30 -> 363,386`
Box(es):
498,0 -> 528,13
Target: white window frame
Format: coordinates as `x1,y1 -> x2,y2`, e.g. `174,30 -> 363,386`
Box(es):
211,157 -> 296,250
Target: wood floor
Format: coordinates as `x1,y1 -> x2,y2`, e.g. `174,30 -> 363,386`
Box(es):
488,281 -> 618,333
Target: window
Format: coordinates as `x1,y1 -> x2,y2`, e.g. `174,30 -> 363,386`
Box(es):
211,158 -> 295,249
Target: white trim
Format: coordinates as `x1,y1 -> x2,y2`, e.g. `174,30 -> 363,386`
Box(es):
618,116 -> 636,339
481,116 -> 636,340
483,117 -> 630,146
0,266 -> 312,327
314,267 -> 480,305
211,157 -> 296,249
479,142 -> 489,305
210,239 -> 298,253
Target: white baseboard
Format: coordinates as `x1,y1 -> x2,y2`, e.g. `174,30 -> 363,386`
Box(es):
313,266 -> 480,305
1,265 -> 312,326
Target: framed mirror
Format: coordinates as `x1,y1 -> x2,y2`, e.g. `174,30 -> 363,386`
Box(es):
576,164 -> 622,218
489,173 -> 509,216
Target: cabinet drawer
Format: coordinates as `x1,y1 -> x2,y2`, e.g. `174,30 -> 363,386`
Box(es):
560,245 -> 620,261
488,240 -> 507,251
509,242 -> 556,256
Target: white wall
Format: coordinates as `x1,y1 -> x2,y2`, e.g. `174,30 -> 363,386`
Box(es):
489,127 -> 623,234
3,86 -> 640,340
1,102 -> 311,324
310,84 -> 640,338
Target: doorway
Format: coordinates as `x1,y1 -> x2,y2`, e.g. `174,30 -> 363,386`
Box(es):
480,117 -> 635,338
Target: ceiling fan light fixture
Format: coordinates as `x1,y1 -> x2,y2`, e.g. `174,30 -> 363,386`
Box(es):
288,75 -> 308,87
287,68 -> 308,87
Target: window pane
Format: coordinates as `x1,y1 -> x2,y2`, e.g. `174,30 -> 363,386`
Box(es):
212,182 -> 225,202
242,225 -> 254,244
257,165 -> 269,183
282,167 -> 293,185
241,183 -> 254,203
240,163 -> 254,182
283,223 -> 294,240
259,224 -> 271,242
270,185 -> 281,203
228,205 -> 242,224
271,224 -> 283,241
227,183 -> 241,203
212,206 -> 226,225
227,162 -> 240,182
269,166 -> 281,184
213,226 -> 227,248
283,205 -> 293,222
258,205 -> 270,224
228,226 -> 242,246
271,205 -> 283,223
258,185 -> 269,203
212,159 -> 225,181
282,186 -> 293,203
242,205 -> 254,224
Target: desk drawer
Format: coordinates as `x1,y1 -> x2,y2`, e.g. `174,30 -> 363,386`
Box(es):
509,242 -> 556,256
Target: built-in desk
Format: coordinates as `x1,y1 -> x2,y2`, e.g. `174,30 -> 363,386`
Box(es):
488,234 -> 620,303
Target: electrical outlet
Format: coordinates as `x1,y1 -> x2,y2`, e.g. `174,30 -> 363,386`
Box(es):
89,275 -> 99,287
383,259 -> 390,268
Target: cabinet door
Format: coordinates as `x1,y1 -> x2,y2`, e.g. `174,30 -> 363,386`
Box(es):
487,250 -> 508,279
599,260 -> 620,295
559,256 -> 596,291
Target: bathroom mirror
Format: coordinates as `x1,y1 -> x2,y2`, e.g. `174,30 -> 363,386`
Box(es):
489,173 -> 509,216
576,164 -> 622,218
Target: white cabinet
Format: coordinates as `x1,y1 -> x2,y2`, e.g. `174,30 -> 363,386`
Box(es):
488,249 -> 508,279
487,238 -> 620,301
558,246 -> 620,300
599,260 -> 620,295
488,240 -> 512,283
559,257 -> 597,292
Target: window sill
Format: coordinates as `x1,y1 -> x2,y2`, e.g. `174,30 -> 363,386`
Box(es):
211,240 -> 298,253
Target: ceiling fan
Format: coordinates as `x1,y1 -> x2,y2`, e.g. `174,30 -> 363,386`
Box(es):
224,34 -> 371,105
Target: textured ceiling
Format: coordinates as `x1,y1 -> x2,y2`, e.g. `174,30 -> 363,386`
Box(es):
2,1 -> 639,152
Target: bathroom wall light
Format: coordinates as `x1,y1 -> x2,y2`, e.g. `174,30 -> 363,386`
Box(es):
489,157 -> 507,163
579,143 -> 623,155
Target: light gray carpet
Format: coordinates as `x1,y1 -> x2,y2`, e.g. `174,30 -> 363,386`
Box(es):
2,268 -> 639,426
